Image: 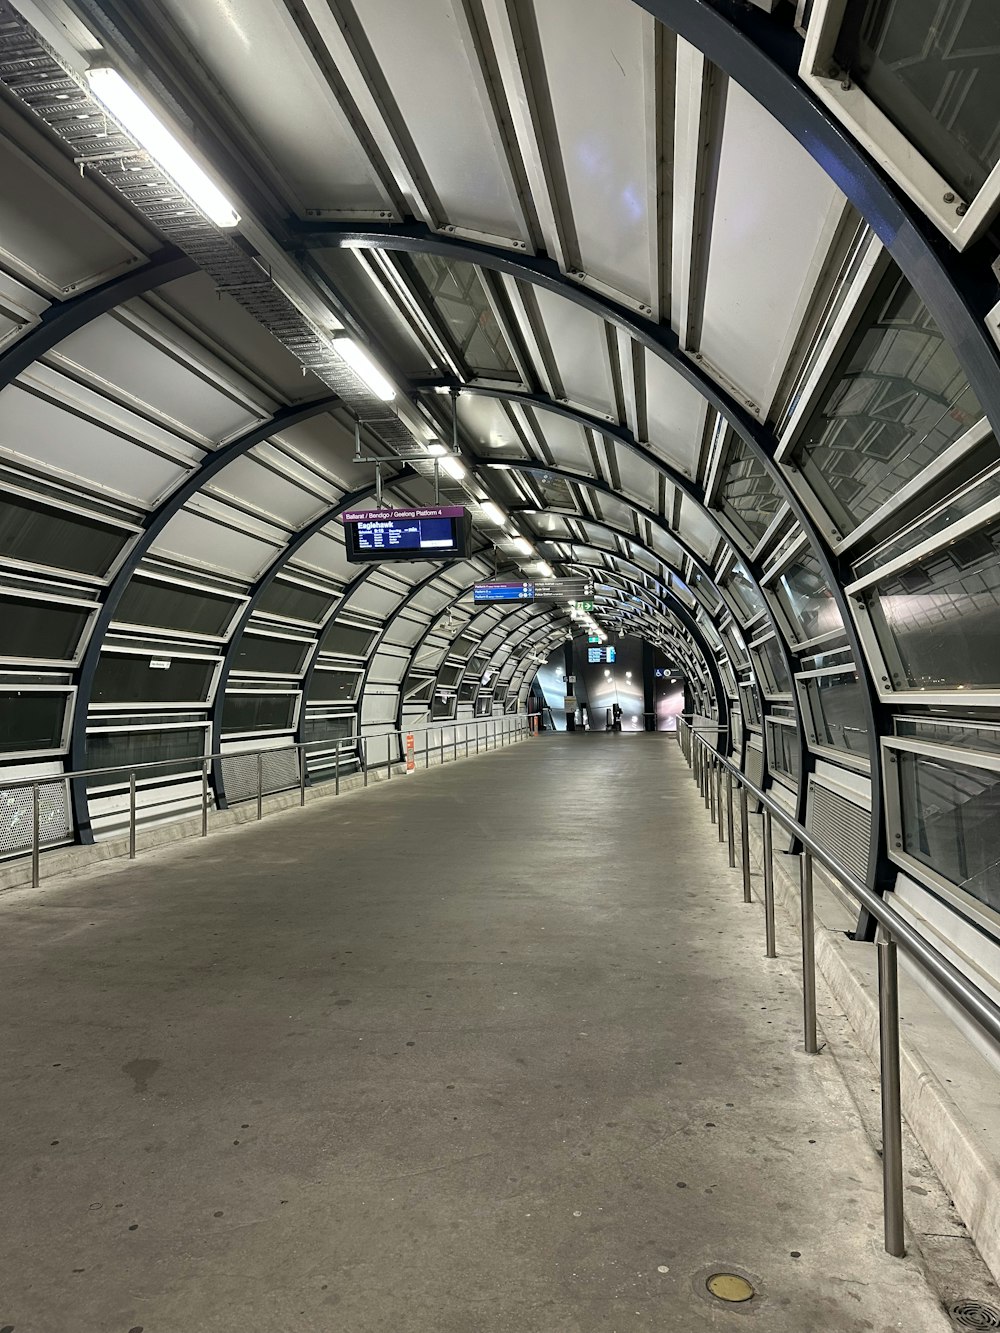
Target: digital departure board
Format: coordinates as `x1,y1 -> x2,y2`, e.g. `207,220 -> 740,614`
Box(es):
474,582 -> 534,602
343,505 -> 470,564
588,646 -> 617,663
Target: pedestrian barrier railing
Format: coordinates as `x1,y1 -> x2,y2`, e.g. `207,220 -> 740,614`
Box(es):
8,714 -> 530,890
676,716 -> 1000,1260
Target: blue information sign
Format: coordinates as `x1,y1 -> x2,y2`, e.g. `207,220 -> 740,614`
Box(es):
474,582 -> 535,603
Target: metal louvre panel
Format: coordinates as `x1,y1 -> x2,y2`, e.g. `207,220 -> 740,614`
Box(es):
745,743 -> 764,813
220,748 -> 299,803
807,776 -> 870,884
0,779 -> 71,857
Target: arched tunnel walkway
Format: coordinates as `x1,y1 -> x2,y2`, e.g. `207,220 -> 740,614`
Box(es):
0,734 -> 967,1331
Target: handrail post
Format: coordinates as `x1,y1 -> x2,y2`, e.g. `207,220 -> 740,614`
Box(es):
708,754 -> 716,823
335,740 -> 341,795
201,760 -> 209,837
387,732 -> 393,779
476,723 -> 481,754
363,737 -> 369,787
716,765 -> 725,842
465,724 -> 469,757
31,782 -> 40,888
453,726 -> 458,762
703,748 -> 711,810
256,753 -> 263,820
726,770 -> 736,868
877,928 -> 906,1257
299,745 -> 307,805
763,810 -> 776,957
128,771 -> 137,858
739,784 -> 752,902
801,851 -> 818,1055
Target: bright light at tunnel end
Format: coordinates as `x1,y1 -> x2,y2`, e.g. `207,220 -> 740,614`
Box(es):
85,66 -> 241,229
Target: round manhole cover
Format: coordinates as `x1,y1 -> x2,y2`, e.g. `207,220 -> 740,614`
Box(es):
707,1273 -> 755,1303
950,1301 -> 1000,1330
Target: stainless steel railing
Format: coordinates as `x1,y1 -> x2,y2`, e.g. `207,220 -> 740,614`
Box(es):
8,713 -> 530,889
675,716 -> 1000,1260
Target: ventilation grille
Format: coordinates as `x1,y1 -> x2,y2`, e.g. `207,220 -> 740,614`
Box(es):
949,1301 -> 1000,1331
0,780 -> 71,858
221,749 -> 300,804
807,778 -> 871,884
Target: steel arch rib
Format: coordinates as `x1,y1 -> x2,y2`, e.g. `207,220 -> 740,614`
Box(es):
68,395 -> 340,838
0,247 -> 197,391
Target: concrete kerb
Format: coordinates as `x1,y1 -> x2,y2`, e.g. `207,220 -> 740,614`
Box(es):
738,809 -> 1000,1284
0,734 -> 531,897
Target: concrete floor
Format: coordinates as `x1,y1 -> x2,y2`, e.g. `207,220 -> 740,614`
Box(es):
0,734 -> 959,1332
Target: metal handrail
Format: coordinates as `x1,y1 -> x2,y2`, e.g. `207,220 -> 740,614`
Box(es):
12,713 -> 529,889
675,716 -> 1000,1261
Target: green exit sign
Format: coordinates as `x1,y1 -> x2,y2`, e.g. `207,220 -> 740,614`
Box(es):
573,600 -> 595,612
587,634 -> 600,643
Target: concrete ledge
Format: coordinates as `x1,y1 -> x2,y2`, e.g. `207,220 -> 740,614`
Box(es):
0,736 -> 530,897
742,818 -> 1000,1282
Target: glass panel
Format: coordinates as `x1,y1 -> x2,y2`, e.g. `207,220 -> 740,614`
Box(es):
853,450 -> 1000,579
716,438 -> 782,545
899,750 -> 1000,916
115,577 -> 240,637
221,693 -> 297,732
869,513 -> 1000,690
766,720 -> 801,784
320,621 -> 378,657
0,594 -> 90,660
84,726 -> 206,783
793,268 -> 982,531
411,254 -> 517,378
801,669 -> 869,759
774,550 -> 844,642
691,569 -> 722,613
432,691 -> 457,720
257,580 -> 335,624
451,636 -> 477,658
837,1 -> 1000,200
310,669 -> 361,702
474,694 -> 492,717
721,623 -> 748,667
0,492 -> 129,577
722,561 -> 765,621
231,635 -> 311,676
896,717 -> 1000,755
91,655 -> 216,704
0,689 -> 67,753
458,679 -> 477,701
438,663 -> 462,688
302,713 -> 356,743
751,636 -> 791,695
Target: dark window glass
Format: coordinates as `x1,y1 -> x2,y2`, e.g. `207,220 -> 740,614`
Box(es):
432,691 -> 457,720
899,750 -> 1000,916
91,655 -> 216,704
870,514 -> 1000,690
115,577 -> 240,637
232,635 -> 311,676
793,268 -> 982,532
458,680 -> 477,702
474,694 -> 492,717
302,713 -> 356,743
0,594 -> 90,660
751,637 -> 791,695
837,0 -> 1000,199
896,718 -> 1000,755
723,562 -> 765,621
320,622 -> 377,657
405,676 -> 434,702
766,720 -> 800,784
0,493 -> 129,577
775,551 -> 843,643
411,254 -> 517,377
467,655 -> 488,676
310,670 -> 360,702
716,439 -> 782,545
222,693 -> 297,733
801,670 -> 869,758
256,581 -> 335,624
438,663 -> 462,688
0,689 -> 67,752
451,636 -> 477,658
84,726 -> 206,783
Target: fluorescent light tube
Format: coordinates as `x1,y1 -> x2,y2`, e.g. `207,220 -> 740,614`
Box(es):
85,67 -> 240,228
441,454 -> 466,480
333,337 -> 396,401
425,441 -> 447,456
511,537 -> 533,556
480,501 -> 506,527
537,562 -> 554,578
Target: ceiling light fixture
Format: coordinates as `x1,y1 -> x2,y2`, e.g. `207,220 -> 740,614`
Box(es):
511,537 -> 533,556
441,454 -> 466,480
85,67 -> 240,228
332,337 -> 396,401
480,501 -> 506,527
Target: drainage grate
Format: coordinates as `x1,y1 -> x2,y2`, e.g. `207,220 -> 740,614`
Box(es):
950,1301 -> 1000,1330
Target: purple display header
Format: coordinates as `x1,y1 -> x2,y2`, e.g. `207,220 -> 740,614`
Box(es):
342,505 -> 465,523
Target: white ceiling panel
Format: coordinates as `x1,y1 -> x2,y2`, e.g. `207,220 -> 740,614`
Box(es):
0,135 -> 143,296
204,456 -> 328,529
458,396 -> 528,459
156,0 -> 395,215
50,313 -> 264,443
531,406 -> 596,476
343,579 -> 406,618
348,0 -> 527,242
152,510 -> 279,580
642,352 -> 707,476
0,382 -> 189,507
649,528 -> 684,566
274,413 -> 368,490
293,530 -> 356,583
532,289 -> 615,416
615,449 -> 658,509
677,496 -> 720,561
530,0 -> 654,305
697,82 -> 845,416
